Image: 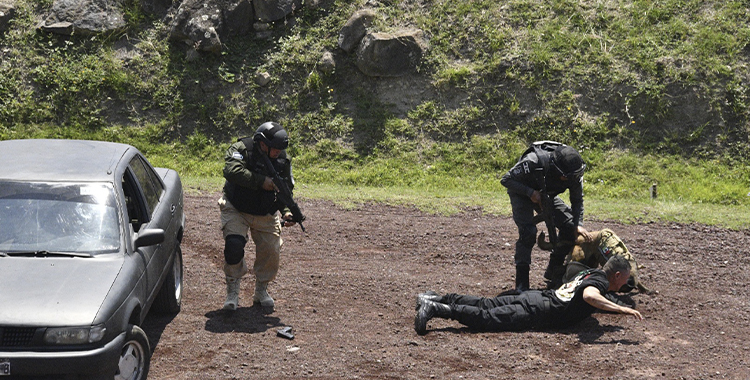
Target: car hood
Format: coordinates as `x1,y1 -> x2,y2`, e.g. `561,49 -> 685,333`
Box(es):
0,256 -> 123,326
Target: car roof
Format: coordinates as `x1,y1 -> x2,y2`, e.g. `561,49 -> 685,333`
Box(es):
0,139 -> 137,182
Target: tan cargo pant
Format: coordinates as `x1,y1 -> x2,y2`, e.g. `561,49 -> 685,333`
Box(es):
218,195 -> 282,283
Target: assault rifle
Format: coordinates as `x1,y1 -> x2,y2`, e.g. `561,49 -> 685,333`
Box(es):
257,150 -> 306,232
538,191 -> 558,247
529,141 -> 561,248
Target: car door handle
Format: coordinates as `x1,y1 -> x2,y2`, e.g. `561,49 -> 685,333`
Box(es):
170,204 -> 176,215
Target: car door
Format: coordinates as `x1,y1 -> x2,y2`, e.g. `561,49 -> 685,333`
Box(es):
124,155 -> 173,308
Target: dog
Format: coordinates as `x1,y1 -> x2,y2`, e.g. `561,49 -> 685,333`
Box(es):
537,228 -> 653,294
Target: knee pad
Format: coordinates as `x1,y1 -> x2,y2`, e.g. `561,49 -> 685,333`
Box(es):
223,235 -> 246,265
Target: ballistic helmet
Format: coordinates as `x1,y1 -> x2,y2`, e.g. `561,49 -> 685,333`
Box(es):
253,122 -> 289,150
553,145 -> 585,179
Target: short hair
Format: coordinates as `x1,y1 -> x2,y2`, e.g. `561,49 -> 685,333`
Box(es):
603,255 -> 630,276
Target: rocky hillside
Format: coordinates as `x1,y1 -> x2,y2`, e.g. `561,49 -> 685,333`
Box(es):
1,0 -> 749,163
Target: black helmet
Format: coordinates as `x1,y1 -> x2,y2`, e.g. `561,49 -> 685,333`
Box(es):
553,145 -> 585,179
253,122 -> 289,150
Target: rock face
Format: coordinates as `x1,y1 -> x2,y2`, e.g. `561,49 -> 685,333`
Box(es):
169,0 -> 254,52
40,0 -> 127,35
355,29 -> 426,77
0,1 -> 16,34
168,0 -> 301,52
254,0 -> 302,22
33,0 -> 302,53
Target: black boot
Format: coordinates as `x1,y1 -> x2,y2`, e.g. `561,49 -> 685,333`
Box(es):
414,300 -> 452,335
415,290 -> 442,310
515,264 -> 530,292
544,252 -> 567,289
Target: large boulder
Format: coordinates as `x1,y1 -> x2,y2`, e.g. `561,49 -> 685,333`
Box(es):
254,0 -> 301,22
337,9 -> 376,53
355,29 -> 426,77
40,0 -> 126,35
0,1 -> 16,33
169,0 -> 254,53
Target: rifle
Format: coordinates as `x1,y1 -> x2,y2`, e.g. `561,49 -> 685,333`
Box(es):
538,190 -> 558,247
530,142 -> 560,248
257,149 -> 306,232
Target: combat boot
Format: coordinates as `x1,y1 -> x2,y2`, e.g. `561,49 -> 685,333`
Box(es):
222,261 -> 248,311
515,264 -> 530,292
415,290 -> 442,310
414,299 -> 452,335
544,253 -> 566,289
253,281 -> 275,308
223,277 -> 241,310
544,265 -> 566,289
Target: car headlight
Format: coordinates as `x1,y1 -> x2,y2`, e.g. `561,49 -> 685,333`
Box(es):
43,325 -> 106,344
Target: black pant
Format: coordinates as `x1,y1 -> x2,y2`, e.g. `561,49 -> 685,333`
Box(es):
509,193 -> 576,266
442,290 -> 552,331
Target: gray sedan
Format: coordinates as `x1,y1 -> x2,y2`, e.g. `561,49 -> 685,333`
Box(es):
0,139 -> 185,380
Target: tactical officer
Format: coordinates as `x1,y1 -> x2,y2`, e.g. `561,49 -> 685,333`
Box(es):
414,255 -> 643,335
500,141 -> 592,291
219,122 -> 297,310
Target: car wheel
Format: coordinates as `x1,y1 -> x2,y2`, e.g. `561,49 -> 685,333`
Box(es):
115,325 -> 150,380
153,245 -> 183,314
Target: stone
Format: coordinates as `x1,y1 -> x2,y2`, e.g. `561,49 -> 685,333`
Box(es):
355,29 -> 427,77
338,9 -> 376,53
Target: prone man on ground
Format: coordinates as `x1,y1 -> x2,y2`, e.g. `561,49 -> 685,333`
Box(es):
218,122 -> 303,311
414,255 -> 643,335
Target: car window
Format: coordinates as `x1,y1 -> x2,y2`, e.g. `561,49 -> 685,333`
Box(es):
123,170 -> 148,232
0,182 -> 120,253
128,155 -> 164,216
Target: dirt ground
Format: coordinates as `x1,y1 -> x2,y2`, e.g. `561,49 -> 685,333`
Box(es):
143,192 -> 750,379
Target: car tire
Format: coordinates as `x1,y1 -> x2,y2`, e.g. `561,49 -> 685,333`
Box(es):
153,245 -> 183,314
115,324 -> 151,380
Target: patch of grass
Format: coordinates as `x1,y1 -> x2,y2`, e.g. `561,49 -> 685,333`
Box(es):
183,179 -> 750,229
2,0 -> 750,230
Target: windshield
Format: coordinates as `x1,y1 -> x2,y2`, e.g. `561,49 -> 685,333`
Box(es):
0,181 -> 120,254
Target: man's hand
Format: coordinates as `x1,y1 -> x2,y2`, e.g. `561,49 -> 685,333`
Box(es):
577,226 -> 593,243
621,307 -> 644,320
583,286 -> 644,321
281,212 -> 296,227
530,190 -> 542,205
262,176 -> 277,191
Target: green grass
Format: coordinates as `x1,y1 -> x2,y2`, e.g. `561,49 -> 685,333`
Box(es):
1,0 -> 750,230
182,179 -> 750,230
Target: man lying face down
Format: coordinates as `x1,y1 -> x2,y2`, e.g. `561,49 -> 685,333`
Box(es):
414,255 -> 643,335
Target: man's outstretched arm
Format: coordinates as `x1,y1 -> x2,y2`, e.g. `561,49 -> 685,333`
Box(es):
582,286 -> 644,320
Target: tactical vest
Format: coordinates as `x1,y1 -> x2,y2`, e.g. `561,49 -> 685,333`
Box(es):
520,140 -> 565,192
223,137 -> 289,216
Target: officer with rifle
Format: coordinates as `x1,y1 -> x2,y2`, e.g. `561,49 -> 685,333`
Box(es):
500,141 -> 591,292
218,122 -> 305,311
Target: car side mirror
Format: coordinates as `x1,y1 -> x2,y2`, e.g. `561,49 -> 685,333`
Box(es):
134,228 -> 165,248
